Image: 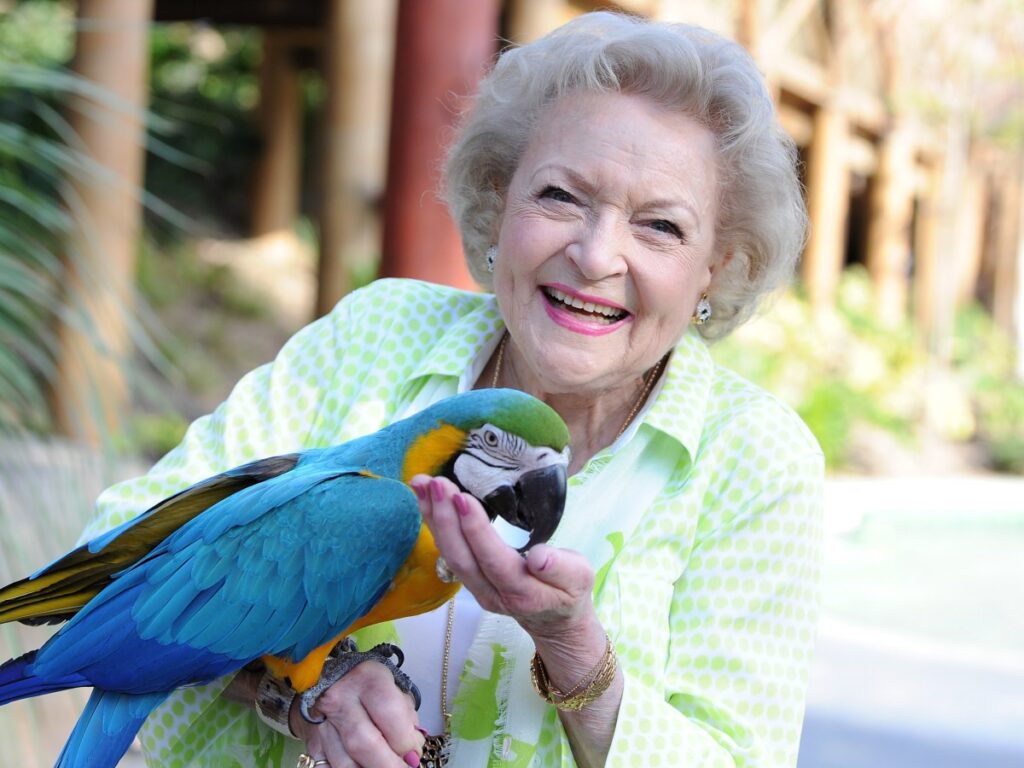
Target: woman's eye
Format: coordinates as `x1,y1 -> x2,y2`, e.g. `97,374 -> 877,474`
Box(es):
648,219 -> 684,239
539,186 -> 575,204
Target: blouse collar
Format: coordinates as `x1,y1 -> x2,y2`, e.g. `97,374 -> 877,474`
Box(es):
407,292 -> 712,463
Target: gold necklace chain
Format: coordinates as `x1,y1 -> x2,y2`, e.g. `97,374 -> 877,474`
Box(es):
439,597 -> 455,731
614,352 -> 667,440
426,334 -> 512,753
427,332 -> 665,755
490,331 -> 508,388
424,599 -> 455,764
491,330 -> 666,440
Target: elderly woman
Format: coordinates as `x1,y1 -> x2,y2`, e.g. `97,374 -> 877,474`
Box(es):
84,11 -> 821,768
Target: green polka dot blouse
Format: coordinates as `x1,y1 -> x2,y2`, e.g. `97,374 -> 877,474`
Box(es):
81,278 -> 824,767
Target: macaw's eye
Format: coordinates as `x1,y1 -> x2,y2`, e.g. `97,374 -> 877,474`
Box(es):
484,429 -> 499,447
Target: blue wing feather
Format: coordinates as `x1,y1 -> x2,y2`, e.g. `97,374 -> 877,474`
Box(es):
29,470 -> 421,693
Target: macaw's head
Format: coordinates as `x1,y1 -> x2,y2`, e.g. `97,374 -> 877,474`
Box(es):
404,388 -> 571,552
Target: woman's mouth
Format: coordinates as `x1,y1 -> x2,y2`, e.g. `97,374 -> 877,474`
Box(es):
541,286 -> 628,325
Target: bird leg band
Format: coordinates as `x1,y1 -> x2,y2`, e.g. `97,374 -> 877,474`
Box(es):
298,640 -> 422,724
255,670 -> 300,737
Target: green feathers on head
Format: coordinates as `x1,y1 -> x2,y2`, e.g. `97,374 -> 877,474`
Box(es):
432,388 -> 570,451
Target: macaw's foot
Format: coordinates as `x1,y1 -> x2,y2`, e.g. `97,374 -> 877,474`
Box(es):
298,642 -> 422,724
329,637 -> 359,658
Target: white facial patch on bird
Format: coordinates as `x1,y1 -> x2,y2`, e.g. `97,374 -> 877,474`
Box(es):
452,424 -> 569,501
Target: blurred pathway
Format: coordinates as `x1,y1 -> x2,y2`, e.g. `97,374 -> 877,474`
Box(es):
798,475 -> 1024,768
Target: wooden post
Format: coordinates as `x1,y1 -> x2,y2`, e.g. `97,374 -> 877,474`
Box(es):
736,0 -> 761,55
914,157 -> 943,342
379,0 -> 500,290
1015,155 -> 1024,380
927,117 -> 970,362
865,124 -> 916,326
52,0 -> 153,443
992,162 -> 1021,337
953,166 -> 988,307
800,0 -> 849,314
316,0 -> 398,316
506,0 -> 565,44
251,31 -> 302,238
802,103 -> 850,313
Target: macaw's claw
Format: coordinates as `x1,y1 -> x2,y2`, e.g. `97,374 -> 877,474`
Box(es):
328,637 -> 359,658
298,642 -> 421,724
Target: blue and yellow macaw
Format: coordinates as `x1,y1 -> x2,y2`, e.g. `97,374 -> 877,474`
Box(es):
0,388 -> 570,768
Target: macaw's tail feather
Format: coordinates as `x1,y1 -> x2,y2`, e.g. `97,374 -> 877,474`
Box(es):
0,651 -> 89,705
56,688 -> 167,768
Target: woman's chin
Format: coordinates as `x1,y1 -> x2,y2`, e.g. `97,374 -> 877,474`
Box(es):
517,346 -> 631,396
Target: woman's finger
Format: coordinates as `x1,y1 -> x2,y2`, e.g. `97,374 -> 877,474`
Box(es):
415,474 -> 595,623
417,477 -> 488,584
302,662 -> 415,768
339,713 -> 410,768
454,492 -> 594,615
316,724 -> 359,768
451,491 -> 537,605
301,723 -> 357,768
523,544 -> 595,596
357,665 -> 426,764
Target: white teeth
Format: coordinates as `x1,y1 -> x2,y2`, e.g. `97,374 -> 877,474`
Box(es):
545,287 -> 624,319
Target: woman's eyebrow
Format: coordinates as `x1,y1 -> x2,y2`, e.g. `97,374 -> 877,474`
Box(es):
532,164 -> 596,193
534,164 -> 701,228
644,196 -> 699,224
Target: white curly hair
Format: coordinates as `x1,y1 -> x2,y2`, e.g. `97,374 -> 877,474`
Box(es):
443,11 -> 807,339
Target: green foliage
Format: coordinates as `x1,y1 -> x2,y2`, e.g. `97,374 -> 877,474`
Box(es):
953,305 -> 1024,473
126,410 -> 188,459
135,234 -> 269,408
137,233 -> 268,319
714,269 -> 921,468
0,0 -> 74,67
145,24 -> 263,236
0,54 -> 79,432
714,269 -> 1024,473
0,4 -> 168,443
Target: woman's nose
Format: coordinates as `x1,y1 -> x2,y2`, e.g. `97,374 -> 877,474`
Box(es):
566,214 -> 627,279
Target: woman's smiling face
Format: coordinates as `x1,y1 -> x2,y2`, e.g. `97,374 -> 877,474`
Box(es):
493,90 -> 722,394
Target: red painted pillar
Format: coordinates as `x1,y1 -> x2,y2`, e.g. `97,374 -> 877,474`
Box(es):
381,0 -> 500,288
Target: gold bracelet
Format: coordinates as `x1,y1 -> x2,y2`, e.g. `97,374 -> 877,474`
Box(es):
530,633 -> 618,712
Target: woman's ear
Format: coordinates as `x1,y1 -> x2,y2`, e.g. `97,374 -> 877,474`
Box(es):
708,249 -> 735,290
711,249 -> 734,278
486,180 -> 507,241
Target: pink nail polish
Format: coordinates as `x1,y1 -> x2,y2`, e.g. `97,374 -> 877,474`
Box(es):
412,484 -> 426,501
404,750 -> 421,767
452,494 -> 468,516
431,479 -> 444,503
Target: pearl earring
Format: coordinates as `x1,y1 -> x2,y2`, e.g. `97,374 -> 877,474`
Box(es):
692,294 -> 712,325
485,245 -> 497,273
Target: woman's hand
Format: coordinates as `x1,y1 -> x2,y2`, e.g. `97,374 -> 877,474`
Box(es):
411,474 -> 623,768
288,660 -> 426,768
410,474 -> 596,641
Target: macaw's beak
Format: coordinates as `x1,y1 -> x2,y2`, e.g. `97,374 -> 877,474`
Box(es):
483,463 -> 567,553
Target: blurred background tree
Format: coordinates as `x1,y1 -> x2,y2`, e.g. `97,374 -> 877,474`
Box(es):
0,0 -> 1021,470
